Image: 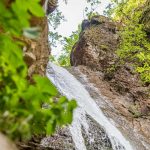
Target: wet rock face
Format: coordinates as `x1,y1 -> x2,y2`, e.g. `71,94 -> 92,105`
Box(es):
71,15 -> 119,71
68,66 -> 150,150
40,115 -> 113,150
40,128 -> 75,150
70,15 -> 150,115
82,115 -> 112,150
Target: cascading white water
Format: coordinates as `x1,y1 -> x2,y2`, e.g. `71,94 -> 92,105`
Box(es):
46,62 -> 134,150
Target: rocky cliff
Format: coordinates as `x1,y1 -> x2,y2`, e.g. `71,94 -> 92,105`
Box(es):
70,15 -> 150,145
23,0 -> 58,79
71,15 -> 150,116
23,16 -> 50,79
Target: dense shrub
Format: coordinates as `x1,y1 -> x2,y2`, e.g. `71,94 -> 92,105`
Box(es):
0,0 -> 76,140
112,0 -> 150,83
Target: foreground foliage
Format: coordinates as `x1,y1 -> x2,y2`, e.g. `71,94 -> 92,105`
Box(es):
0,0 -> 76,140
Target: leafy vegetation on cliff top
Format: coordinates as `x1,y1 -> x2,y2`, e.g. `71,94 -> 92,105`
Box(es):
111,0 -> 150,84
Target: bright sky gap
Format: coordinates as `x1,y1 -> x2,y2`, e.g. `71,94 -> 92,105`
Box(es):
50,0 -> 110,56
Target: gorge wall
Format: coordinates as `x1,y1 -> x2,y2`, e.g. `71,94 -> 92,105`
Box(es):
71,15 -> 150,117
70,15 -> 150,147
23,0 -> 58,79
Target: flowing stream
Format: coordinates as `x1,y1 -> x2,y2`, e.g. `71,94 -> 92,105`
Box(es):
46,62 -> 134,150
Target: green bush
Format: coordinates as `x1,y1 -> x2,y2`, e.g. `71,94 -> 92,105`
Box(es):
112,0 -> 150,84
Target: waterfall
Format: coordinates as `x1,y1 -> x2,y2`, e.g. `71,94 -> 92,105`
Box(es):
46,62 -> 134,150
